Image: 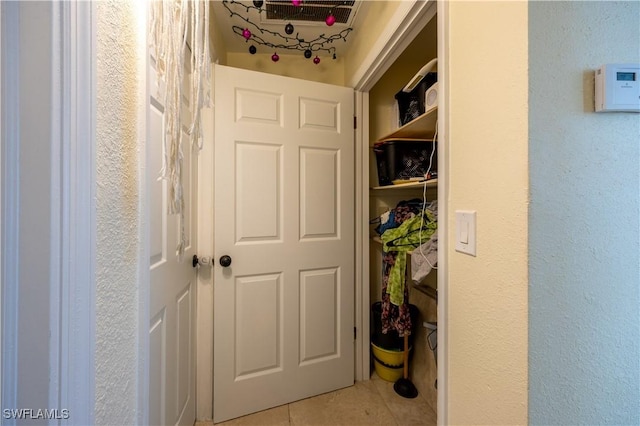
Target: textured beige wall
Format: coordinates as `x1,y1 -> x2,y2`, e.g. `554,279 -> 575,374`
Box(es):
209,5 -> 228,63
344,0 -> 402,85
95,1 -> 144,423
446,2 -> 528,424
226,52 -> 345,85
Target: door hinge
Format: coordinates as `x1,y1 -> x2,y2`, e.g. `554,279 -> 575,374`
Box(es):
354,327 -> 357,340
353,116 -> 357,129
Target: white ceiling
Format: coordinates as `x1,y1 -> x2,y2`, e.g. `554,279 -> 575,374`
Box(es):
211,0 -> 365,60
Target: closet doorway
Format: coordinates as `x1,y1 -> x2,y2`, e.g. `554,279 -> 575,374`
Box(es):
351,0 -> 447,422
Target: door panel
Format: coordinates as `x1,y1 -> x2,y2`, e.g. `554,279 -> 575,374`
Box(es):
183,134 -> 193,249
299,97 -> 339,130
149,97 -> 167,267
235,273 -> 282,377
176,283 -> 193,416
235,142 -> 282,242
149,312 -> 166,426
213,64 -> 354,423
299,267 -> 339,362
300,148 -> 338,238
236,89 -> 283,124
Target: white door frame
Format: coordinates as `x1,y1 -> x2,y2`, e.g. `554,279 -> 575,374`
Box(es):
0,3 -> 15,418
436,3 -> 449,420
51,3 -> 97,422
0,2 -> 96,424
0,8 -> 3,417
195,0 -> 448,421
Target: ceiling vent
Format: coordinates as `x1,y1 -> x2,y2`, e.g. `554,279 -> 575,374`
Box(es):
263,1 -> 357,25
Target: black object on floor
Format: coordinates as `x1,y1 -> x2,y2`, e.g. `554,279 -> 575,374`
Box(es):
394,377 -> 419,399
394,333 -> 419,399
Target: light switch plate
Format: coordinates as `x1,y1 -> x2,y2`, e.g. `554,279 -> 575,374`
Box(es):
455,210 -> 476,256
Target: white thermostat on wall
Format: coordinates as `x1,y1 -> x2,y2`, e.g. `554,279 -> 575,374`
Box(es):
594,63 -> 640,112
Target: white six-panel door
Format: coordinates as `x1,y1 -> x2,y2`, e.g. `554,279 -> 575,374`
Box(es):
148,56 -> 197,426
213,65 -> 355,422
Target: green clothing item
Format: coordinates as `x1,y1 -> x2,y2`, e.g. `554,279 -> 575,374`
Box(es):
381,212 -> 437,306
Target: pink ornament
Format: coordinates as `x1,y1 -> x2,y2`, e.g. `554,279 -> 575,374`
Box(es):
292,0 -> 302,6
271,53 -> 280,62
242,28 -> 252,40
325,14 -> 336,26
313,56 -> 320,65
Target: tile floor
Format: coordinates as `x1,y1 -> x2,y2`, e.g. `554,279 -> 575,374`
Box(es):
196,374 -> 437,426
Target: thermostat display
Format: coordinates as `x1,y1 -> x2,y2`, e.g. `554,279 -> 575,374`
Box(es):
617,72 -> 636,82
595,63 -> 640,112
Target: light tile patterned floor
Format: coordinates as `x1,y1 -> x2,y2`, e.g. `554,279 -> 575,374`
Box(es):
196,374 -> 437,426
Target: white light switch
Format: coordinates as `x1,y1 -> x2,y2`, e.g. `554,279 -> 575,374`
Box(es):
460,221 -> 469,244
455,210 -> 476,256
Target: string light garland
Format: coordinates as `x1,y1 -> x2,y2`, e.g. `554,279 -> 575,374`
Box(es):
222,0 -> 353,64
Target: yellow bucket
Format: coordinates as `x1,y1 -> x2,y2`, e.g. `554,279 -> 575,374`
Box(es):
371,342 -> 411,382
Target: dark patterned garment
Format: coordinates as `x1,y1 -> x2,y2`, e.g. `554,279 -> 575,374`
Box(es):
381,251 -> 413,337
375,199 -> 423,337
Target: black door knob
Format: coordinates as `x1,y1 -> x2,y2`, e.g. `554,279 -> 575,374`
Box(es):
219,255 -> 232,267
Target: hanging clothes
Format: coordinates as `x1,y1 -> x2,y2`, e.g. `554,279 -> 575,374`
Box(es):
411,229 -> 438,283
381,211 -> 437,306
380,253 -> 413,337
411,200 -> 439,283
378,200 -> 437,337
370,199 -> 423,236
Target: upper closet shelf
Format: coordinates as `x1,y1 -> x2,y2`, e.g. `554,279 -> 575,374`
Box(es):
378,107 -> 437,142
371,179 -> 437,191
